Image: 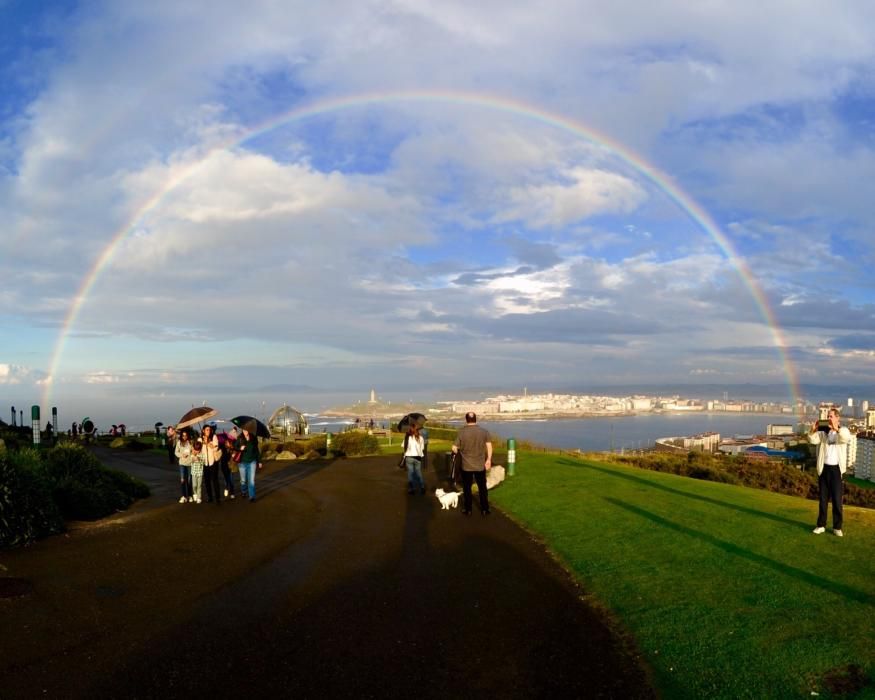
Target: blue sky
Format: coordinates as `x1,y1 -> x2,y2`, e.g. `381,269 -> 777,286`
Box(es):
2,0 -> 875,425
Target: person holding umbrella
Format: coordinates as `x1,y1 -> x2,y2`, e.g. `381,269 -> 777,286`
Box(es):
401,423 -> 427,495
236,424 -> 261,502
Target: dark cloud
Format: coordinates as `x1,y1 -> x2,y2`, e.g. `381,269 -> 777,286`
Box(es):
826,334 -> 875,351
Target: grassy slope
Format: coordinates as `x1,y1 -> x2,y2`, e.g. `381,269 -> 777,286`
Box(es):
489,452 -> 875,699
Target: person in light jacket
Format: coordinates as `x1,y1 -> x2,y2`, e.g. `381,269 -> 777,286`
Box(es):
808,407 -> 851,537
174,430 -> 194,503
200,424 -> 222,504
402,424 -> 426,495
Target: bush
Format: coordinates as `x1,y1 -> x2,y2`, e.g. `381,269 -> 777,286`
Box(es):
0,450 -> 65,548
331,431 -> 379,457
40,444 -> 151,521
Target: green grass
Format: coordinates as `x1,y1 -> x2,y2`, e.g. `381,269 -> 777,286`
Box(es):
489,452 -> 875,699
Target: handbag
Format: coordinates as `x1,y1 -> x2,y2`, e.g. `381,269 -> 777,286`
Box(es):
232,450 -> 242,463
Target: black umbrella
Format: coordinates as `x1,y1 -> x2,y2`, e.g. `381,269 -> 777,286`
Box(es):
230,415 -> 271,439
177,406 -> 219,430
397,412 -> 427,433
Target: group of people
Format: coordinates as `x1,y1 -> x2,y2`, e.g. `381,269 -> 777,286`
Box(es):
402,411 -> 493,516
166,423 -> 262,504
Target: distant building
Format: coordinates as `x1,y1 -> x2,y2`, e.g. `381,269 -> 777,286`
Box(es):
498,399 -> 545,413
767,424 -> 794,436
682,432 -> 720,452
452,402 -> 498,415
855,432 -> 875,482
630,397 -> 653,411
818,402 -> 839,420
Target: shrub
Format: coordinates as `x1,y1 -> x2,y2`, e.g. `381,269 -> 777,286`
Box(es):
40,444 -> 150,521
0,450 -> 65,548
331,431 -> 379,457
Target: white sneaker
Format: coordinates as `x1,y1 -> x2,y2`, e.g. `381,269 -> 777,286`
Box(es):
179,496 -> 186,504
230,494 -> 235,499
188,497 -> 194,503
224,489 -> 229,498
812,527 -> 826,534
196,497 -> 202,504
834,529 -> 843,537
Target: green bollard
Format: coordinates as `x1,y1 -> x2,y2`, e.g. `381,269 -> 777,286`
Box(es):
31,405 -> 41,447
507,438 -> 516,476
326,431 -> 332,455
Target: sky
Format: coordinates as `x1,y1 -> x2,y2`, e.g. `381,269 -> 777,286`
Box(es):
2,0 -> 875,427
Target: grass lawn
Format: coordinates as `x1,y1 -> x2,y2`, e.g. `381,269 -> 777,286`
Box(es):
489,452 -> 875,699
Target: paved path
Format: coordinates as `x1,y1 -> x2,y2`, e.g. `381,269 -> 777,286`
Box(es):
0,449 -> 654,699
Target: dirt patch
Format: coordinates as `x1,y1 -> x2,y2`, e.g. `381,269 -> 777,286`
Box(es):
822,664 -> 871,695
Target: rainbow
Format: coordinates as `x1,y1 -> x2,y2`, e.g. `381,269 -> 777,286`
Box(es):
43,89 -> 802,409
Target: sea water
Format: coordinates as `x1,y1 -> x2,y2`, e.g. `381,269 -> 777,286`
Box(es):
446,413 -> 800,452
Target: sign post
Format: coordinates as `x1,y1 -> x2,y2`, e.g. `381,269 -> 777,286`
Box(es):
507,438 -> 516,476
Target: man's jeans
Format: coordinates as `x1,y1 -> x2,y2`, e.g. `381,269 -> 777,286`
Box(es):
239,460 -> 257,500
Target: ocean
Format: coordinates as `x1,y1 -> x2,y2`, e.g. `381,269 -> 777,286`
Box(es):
448,413 -> 800,452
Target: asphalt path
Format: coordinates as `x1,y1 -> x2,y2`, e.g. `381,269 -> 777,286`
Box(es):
0,448 -> 654,699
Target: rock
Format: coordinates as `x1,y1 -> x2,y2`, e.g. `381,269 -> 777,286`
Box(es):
486,465 -> 506,489
276,450 -> 298,461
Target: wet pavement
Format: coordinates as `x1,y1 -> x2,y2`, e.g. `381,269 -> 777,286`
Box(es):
0,448 -> 654,699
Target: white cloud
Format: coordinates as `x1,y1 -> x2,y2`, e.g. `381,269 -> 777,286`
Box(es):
497,168 -> 647,228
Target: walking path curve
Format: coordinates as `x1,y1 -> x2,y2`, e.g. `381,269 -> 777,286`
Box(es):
0,448 -> 654,698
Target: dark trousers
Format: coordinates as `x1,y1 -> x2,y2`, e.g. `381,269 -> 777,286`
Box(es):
461,470 -> 489,513
817,464 -> 843,530
220,460 -> 235,494
204,464 -> 222,503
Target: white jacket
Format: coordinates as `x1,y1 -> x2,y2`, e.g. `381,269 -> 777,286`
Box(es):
808,427 -> 851,475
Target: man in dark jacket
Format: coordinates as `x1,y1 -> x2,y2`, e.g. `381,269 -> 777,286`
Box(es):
452,412 -> 493,516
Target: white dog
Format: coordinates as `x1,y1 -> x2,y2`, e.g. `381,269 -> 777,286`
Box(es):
435,488 -> 460,510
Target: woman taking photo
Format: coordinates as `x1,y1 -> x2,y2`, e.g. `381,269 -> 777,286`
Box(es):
236,426 -> 261,502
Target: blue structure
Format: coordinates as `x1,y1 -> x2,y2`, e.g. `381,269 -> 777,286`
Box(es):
745,446 -> 805,460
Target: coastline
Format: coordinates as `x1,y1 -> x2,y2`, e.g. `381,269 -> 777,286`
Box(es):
322,409 -> 799,423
